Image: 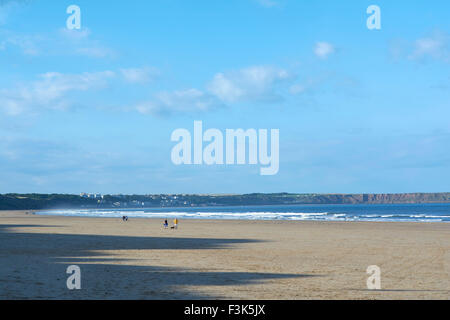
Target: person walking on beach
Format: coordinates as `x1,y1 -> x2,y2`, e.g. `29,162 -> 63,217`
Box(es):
163,219 -> 168,229
173,218 -> 178,229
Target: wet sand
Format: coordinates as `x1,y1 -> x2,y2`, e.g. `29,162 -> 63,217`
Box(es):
0,210 -> 449,299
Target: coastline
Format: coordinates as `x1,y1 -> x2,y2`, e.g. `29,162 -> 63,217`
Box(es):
1,210 -> 449,299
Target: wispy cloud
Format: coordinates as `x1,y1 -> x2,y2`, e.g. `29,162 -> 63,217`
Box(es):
135,89 -> 224,116
2,63 -> 328,117
1,2 -> 106,58
0,0 -> 31,25
0,71 -> 115,115
132,65 -> 296,116
0,67 -> 165,116
120,67 -> 159,84
389,31 -> 450,64
59,27 -> 91,41
2,63 -> 339,117
0,27 -> 116,58
207,66 -> 294,103
0,31 -> 41,55
409,31 -> 450,63
314,42 -> 335,59
75,46 -> 115,58
59,28 -> 116,58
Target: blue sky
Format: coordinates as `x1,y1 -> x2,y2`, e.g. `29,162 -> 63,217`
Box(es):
1,0 -> 450,194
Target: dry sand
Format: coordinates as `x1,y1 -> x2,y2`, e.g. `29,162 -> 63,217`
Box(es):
0,210 -> 449,300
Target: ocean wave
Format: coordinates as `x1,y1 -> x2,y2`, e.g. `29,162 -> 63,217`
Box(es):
34,208 -> 450,222
36,210 -> 330,220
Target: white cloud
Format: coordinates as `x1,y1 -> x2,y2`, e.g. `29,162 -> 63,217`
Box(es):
58,27 -> 115,58
75,46 -> 115,58
409,32 -> 450,63
207,73 -> 243,102
0,31 -> 42,55
133,65 -> 300,116
120,67 -> 159,84
0,71 -> 115,115
1,64 -> 305,117
0,66 -> 165,116
0,27 -> 115,58
130,65 -> 299,116
135,89 -> 223,115
59,27 -> 91,41
314,42 -> 335,59
34,71 -> 115,101
207,66 -> 294,103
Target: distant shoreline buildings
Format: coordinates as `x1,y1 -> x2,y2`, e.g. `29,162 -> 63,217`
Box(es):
80,193 -> 103,199
2,193 -> 450,211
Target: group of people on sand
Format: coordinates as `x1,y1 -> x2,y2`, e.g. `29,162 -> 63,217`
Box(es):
122,215 -> 179,229
164,218 -> 178,230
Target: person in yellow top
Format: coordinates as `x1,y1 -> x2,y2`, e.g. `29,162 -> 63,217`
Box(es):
173,218 -> 178,229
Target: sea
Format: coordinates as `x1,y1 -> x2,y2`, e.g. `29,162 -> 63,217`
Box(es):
35,203 -> 450,223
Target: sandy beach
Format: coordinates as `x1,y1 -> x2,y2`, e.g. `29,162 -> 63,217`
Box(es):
0,210 -> 448,300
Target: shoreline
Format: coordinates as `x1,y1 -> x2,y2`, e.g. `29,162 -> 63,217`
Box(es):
28,206 -> 450,224
4,209 -> 450,224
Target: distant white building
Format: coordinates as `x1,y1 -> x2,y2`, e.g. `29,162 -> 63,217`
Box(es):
80,193 -> 102,199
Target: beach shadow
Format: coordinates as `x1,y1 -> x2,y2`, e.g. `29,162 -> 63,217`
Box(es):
348,289 -> 450,293
0,224 -> 313,299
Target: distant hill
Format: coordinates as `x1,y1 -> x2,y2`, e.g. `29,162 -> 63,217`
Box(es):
1,193 -> 450,210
